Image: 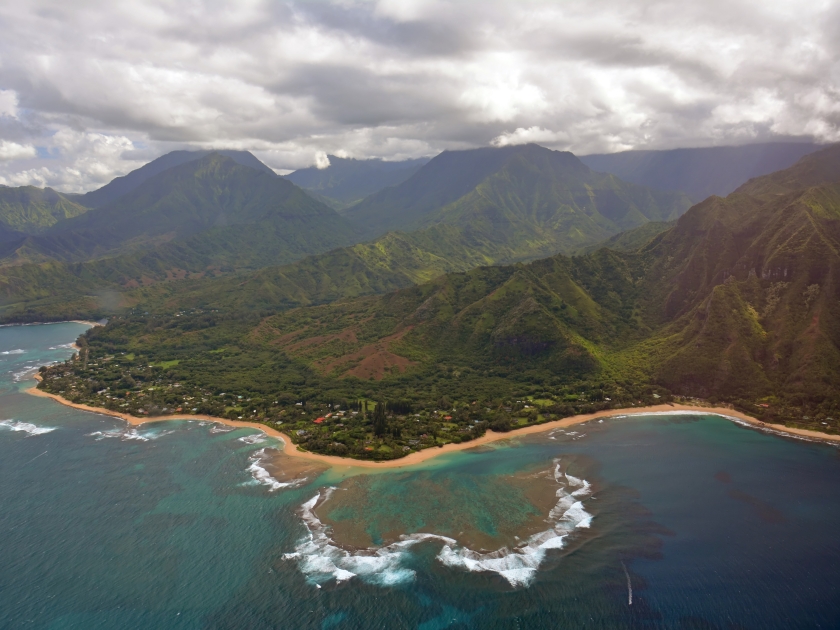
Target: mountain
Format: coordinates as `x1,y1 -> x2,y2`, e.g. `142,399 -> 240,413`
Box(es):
156,147 -> 840,416
0,145 -> 690,321
576,221 -> 673,255
580,142 -> 821,202
257,146 -> 840,423
32,144 -> 840,459
64,149 -> 276,208
285,155 -> 429,209
0,185 -> 89,238
343,144 -> 692,249
0,153 -> 355,266
633,144 -> 840,406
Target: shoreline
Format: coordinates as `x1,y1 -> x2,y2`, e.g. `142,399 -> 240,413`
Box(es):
0,319 -> 103,328
25,381 -> 840,469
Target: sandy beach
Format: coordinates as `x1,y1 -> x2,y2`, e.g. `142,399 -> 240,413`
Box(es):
26,380 -> 840,470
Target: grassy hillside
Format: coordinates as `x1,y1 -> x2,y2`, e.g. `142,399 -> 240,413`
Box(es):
0,186 -> 90,236
576,221 -> 673,255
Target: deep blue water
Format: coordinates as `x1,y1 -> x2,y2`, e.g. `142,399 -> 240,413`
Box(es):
1,323 -> 839,629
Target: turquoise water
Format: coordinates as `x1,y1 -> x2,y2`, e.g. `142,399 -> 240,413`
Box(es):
2,323 -> 840,628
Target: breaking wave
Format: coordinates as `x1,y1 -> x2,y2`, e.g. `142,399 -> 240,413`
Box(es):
238,433 -> 267,445
243,447 -> 305,491
12,365 -> 40,382
283,488 -> 444,587
1,349 -> 26,355
284,459 -> 592,589
48,343 -> 76,350
88,426 -> 176,442
0,419 -> 56,436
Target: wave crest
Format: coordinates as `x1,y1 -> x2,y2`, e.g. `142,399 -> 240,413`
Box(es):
0,419 -> 56,436
284,458 -> 592,588
244,448 -> 305,491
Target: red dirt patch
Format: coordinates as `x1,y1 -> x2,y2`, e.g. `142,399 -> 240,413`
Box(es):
316,327 -> 415,380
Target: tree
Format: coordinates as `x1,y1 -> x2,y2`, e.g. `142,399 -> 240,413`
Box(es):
373,402 -> 387,437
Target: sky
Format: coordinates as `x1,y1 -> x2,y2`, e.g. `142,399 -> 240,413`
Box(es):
0,0 -> 838,192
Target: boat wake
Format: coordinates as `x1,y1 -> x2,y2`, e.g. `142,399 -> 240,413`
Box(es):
0,419 -> 56,436
284,459 -> 593,588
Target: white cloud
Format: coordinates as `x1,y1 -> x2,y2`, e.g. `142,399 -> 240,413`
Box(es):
492,127 -> 570,148
314,151 -> 331,169
0,141 -> 37,161
0,0 -> 836,190
0,90 -> 21,118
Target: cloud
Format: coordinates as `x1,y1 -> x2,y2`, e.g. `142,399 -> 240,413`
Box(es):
0,141 -> 36,161
314,151 -> 331,169
0,0 -> 836,190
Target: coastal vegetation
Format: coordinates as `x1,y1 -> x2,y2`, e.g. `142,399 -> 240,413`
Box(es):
24,142 -> 840,459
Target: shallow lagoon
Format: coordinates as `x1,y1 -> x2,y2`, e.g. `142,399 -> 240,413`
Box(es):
1,323 -> 839,628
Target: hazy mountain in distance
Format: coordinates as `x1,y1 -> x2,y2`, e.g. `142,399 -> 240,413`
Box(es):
285,155 -> 430,209
344,143 -> 692,249
580,142 -> 821,202
0,185 -> 90,239
65,149 -> 277,209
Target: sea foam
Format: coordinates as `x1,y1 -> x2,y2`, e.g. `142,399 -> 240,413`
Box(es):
283,490 -> 446,587
284,458 -> 593,588
238,433 -> 267,445
0,419 -> 56,436
244,448 -> 304,491
88,426 -> 175,442
0,349 -> 26,355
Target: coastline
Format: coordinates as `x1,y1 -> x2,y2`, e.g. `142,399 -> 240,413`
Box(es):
0,319 -> 103,328
26,380 -> 840,469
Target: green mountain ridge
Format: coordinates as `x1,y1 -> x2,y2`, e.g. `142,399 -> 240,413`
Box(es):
0,186 -> 90,239
345,144 -> 691,242
64,149 -> 276,208
0,153 -> 356,267
0,144 -> 691,322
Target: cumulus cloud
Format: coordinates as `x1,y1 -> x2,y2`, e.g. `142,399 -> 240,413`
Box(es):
0,0 -> 837,191
0,141 -> 37,162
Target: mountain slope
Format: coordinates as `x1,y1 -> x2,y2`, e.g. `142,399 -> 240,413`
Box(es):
344,144 -> 691,250
580,142 -> 821,202
0,153 -> 355,265
0,186 -> 90,237
35,143 -> 840,454
65,149 -> 276,208
285,155 -> 429,209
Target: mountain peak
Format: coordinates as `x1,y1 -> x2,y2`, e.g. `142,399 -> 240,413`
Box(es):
66,149 -> 275,209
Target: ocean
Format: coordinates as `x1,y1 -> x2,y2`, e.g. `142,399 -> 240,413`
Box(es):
1,322 -> 839,629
